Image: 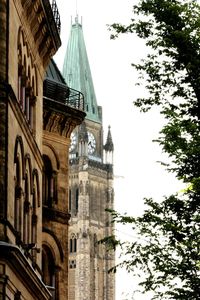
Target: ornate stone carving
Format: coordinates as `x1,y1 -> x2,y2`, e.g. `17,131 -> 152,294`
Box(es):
43,99 -> 85,138
21,0 -> 61,66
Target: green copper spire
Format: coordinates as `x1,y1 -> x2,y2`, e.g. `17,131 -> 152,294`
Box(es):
62,16 -> 101,123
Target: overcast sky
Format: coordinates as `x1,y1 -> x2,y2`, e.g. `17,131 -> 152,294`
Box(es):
54,1 -> 183,299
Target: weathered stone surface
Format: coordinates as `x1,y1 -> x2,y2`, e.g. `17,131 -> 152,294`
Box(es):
0,0 -> 78,299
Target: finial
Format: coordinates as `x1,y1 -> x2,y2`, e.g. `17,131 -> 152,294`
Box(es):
76,0 -> 78,15
74,0 -> 79,25
104,125 -> 114,165
104,125 -> 114,152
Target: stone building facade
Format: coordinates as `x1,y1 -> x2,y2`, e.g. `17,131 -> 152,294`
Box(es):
0,1 -> 85,299
63,18 -> 115,300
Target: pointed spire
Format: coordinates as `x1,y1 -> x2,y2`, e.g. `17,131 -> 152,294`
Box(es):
62,18 -> 101,123
104,126 -> 114,152
104,126 -> 114,165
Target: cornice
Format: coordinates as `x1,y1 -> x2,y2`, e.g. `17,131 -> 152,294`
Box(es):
20,0 -> 61,67
43,97 -> 86,138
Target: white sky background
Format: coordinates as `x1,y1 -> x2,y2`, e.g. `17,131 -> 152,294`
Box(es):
54,0 -> 184,299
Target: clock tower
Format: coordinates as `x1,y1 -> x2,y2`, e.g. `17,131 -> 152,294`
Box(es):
63,17 -> 115,300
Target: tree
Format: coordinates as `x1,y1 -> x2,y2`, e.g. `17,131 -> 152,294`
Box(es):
105,1 -> 200,299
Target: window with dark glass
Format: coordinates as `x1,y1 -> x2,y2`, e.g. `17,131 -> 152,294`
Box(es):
75,188 -> 79,212
70,234 -> 77,253
15,158 -> 21,232
42,245 -> 57,299
69,189 -> 72,211
18,43 -> 36,130
43,155 -> 56,207
23,173 -> 30,244
32,189 -> 37,244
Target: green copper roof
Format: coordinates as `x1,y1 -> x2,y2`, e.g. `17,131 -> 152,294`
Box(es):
62,17 -> 101,123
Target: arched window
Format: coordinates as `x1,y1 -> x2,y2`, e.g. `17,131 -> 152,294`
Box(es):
20,56 -> 26,111
14,157 -> 22,235
14,136 -> 25,244
25,68 -> 36,128
43,155 -> 54,207
75,188 -> 79,213
69,189 -> 72,212
31,169 -> 40,263
31,188 -> 37,244
70,233 -> 77,253
25,68 -> 30,121
17,43 -> 22,100
30,76 -> 36,128
30,188 -> 37,263
42,245 -> 56,299
23,173 -> 30,244
17,29 -> 37,130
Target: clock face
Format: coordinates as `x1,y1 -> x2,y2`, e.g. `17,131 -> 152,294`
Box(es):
69,131 -> 77,152
88,132 -> 96,154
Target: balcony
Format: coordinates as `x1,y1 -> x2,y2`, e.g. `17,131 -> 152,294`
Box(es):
44,59 -> 85,111
43,79 -> 84,111
43,0 -> 61,35
43,60 -> 86,137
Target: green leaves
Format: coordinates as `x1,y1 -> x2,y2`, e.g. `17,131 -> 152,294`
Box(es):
107,194 -> 200,299
107,0 -> 200,299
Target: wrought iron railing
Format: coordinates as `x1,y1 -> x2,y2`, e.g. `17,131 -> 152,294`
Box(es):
66,87 -> 85,111
43,0 -> 61,35
50,0 -> 61,34
43,79 -> 85,112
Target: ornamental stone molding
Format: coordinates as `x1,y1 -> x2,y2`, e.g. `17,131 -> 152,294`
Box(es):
43,98 -> 86,138
20,0 -> 61,66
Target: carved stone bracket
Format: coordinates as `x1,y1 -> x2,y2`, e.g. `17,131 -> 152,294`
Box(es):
43,97 -> 86,138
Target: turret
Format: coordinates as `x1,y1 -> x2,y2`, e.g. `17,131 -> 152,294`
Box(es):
104,126 -> 114,165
